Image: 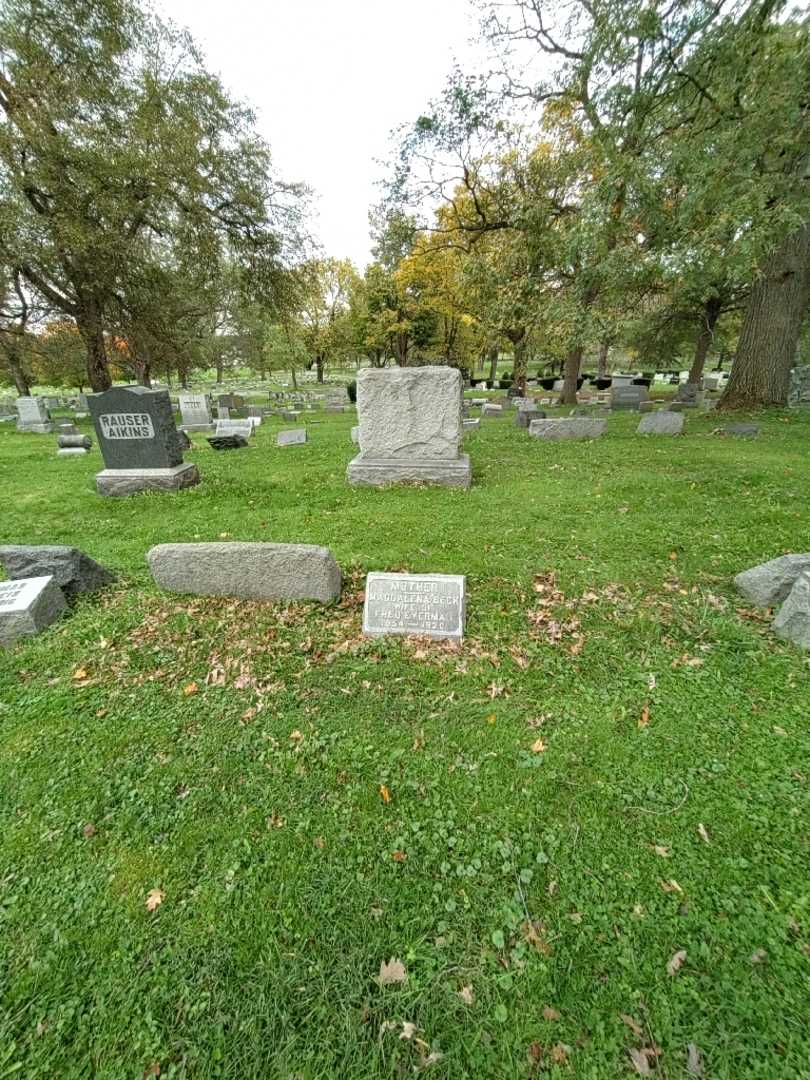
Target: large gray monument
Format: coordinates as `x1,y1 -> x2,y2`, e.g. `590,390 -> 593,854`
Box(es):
88,386 -> 199,496
347,367 -> 471,488
178,393 -> 214,433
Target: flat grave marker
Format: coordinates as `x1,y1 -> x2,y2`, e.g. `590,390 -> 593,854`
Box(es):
363,571 -> 466,640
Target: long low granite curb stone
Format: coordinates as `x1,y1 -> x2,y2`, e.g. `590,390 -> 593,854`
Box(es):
637,411 -> 684,435
147,542 -> 342,602
773,572 -> 810,649
734,553 -> 810,607
0,545 -> 115,596
528,418 -> 607,440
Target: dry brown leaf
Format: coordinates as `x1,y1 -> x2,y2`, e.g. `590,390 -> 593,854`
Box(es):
621,1013 -> 644,1038
653,845 -> 671,858
750,948 -> 767,964
377,957 -> 407,986
392,850 -> 407,862
379,785 -> 392,804
551,1042 -> 571,1065
638,704 -> 650,729
659,879 -> 683,894
686,1043 -> 704,1076
313,836 -> 325,849
145,888 -> 164,912
72,666 -> 89,681
531,738 -> 548,753
667,949 -> 687,976
400,1021 -> 417,1040
82,823 -> 96,838
697,823 -> 711,845
142,1064 -> 161,1080
182,682 -> 198,697
542,1005 -> 561,1021
458,985 -> 475,1005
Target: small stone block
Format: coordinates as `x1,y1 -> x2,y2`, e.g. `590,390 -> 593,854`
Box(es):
277,428 -> 307,446
147,542 -> 342,602
0,575 -> 67,647
725,423 -> 759,438
363,571 -> 465,640
637,411 -> 684,435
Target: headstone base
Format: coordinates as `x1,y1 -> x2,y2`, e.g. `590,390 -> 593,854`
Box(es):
58,447 -> 89,457
181,423 -> 215,433
17,422 -> 54,434
347,454 -> 471,489
95,462 -> 200,497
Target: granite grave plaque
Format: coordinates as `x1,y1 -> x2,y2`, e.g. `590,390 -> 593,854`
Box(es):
0,575 -> 66,647
363,571 -> 466,640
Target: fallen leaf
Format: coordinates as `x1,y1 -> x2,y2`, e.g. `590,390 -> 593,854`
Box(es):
697,823 -> 711,844
145,888 -> 164,912
392,850 -> 407,862
379,785 -> 392,804
653,845 -> 671,858
531,738 -> 548,753
527,1041 -> 544,1066
551,1042 -> 571,1065
750,948 -> 767,964
142,1064 -> 161,1080
542,1005 -> 561,1021
377,957 -> 407,986
400,1021 -> 417,1040
289,729 -> 303,743
628,1047 -> 653,1075
72,666 -> 89,681
313,835 -> 325,849
667,949 -> 687,976
686,1043 -> 704,1076
458,985 -> 475,1005
182,682 -> 198,697
82,823 -> 96,838
485,713 -> 497,725
638,704 -> 650,729
659,879 -> 683,894
621,1013 -> 644,1038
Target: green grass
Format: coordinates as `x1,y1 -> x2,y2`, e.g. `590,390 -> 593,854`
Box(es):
1,404 -> 809,1079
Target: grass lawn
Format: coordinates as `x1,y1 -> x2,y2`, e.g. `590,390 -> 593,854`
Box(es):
1,403 -> 808,1079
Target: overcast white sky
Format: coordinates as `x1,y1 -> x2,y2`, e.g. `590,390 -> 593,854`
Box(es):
156,0 -> 481,268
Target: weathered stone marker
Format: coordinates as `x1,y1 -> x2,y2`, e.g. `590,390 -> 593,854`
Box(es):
773,572 -> 810,649
516,406 -> 546,428
214,418 -> 253,440
0,575 -> 66,647
178,393 -> 214,433
734,553 -> 810,607
88,385 -> 199,496
15,397 -> 54,434
0,545 -> 115,596
611,385 -> 649,411
481,403 -> 504,417
277,428 -> 307,446
637,411 -> 684,435
528,418 -> 607,440
147,542 -> 342,602
348,366 -> 471,489
363,571 -> 466,640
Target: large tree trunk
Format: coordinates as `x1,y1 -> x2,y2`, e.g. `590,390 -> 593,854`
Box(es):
488,344 -> 499,383
316,355 -> 324,383
560,345 -> 583,405
2,344 -> 30,395
290,366 -> 298,389
688,295 -> 723,385
133,354 -> 152,388
505,329 -> 527,393
721,225 -> 810,409
215,353 -> 224,384
76,299 -> 112,391
597,340 -> 610,377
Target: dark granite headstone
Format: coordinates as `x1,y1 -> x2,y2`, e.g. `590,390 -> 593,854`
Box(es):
88,386 -> 183,470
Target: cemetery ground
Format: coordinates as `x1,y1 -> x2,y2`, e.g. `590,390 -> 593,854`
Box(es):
1,404 -> 809,1080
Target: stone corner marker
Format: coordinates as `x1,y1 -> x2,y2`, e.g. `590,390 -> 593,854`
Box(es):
528,418 -> 607,441
0,575 -> 67,647
348,366 -> 471,489
363,571 -> 466,640
0,545 -> 115,596
637,411 -> 684,435
146,543 -> 342,603
773,572 -> 810,649
734,553 -> 810,607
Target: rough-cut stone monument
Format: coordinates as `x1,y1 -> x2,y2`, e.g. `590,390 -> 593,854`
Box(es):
0,575 -> 66,647
88,385 -> 199,496
348,366 -> 471,488
15,397 -> 54,433
773,572 -> 810,649
0,545 -> 114,597
363,571 -> 466,640
734,553 -> 810,607
147,542 -> 341,602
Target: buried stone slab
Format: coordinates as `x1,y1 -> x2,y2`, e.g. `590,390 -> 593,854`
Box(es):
207,434 -> 249,451
0,575 -> 67,647
734,553 -> 810,607
724,423 -> 760,438
0,545 -> 115,597
363,571 -> 466,640
773,572 -> 810,649
637,411 -> 684,435
516,407 -> 546,428
528,418 -> 607,441
147,543 -> 341,603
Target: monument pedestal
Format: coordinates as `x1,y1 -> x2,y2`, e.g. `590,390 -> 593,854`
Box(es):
181,423 -> 215,434
17,422 -> 54,434
96,462 -> 200,497
347,453 -> 471,489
